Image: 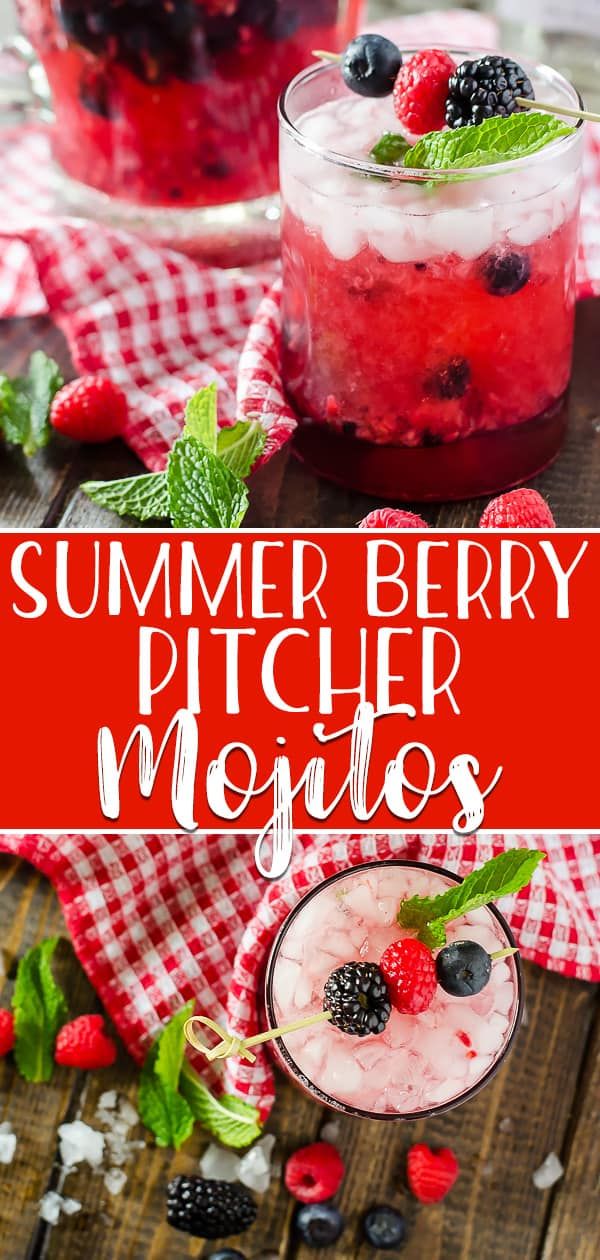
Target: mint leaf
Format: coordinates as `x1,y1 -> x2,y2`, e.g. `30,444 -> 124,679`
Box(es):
183,383 -> 218,453
180,1059 -> 262,1149
82,472 -> 169,521
138,1003 -> 195,1149
0,351 -> 63,455
404,112 -> 573,173
217,420 -> 266,478
167,435 -> 248,528
12,937 -> 69,1082
398,849 -> 545,946
370,132 -> 411,166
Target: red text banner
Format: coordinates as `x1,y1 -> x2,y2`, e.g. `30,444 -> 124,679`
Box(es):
0,530 -> 596,846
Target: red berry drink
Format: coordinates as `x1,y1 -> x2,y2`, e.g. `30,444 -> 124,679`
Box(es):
15,1 -> 361,263
264,861 -> 523,1118
279,53 -> 583,498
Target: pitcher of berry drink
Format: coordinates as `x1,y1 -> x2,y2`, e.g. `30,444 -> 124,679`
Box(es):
1,1 -> 362,264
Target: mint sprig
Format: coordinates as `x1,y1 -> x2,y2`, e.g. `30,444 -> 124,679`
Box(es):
167,435 -> 249,528
0,351 -> 63,456
370,132 -> 411,166
138,1005 -> 262,1150
12,937 -> 69,1083
82,471 -> 170,520
404,112 -> 573,173
398,849 -> 545,947
82,385 -> 262,528
138,1002 -> 196,1148
180,1059 -> 262,1149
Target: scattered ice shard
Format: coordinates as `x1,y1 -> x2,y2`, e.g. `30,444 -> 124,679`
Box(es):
200,1143 -> 241,1182
58,1120 -> 104,1169
239,1134 -> 276,1193
533,1152 -> 564,1190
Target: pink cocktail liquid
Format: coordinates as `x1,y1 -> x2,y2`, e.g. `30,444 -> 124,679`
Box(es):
279,58 -> 583,499
265,862 -> 522,1118
16,2 -> 361,262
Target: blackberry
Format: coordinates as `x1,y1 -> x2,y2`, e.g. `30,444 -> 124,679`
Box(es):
436,940 -> 492,997
445,55 -> 535,128
324,962 -> 391,1037
342,34 -> 402,99
166,1176 -> 257,1240
481,248 -> 531,296
426,357 -> 471,400
294,1202 -> 345,1248
363,1205 -> 408,1250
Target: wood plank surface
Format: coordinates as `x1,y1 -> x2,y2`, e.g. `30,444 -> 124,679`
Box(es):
2,299 -> 600,528
1,856 -> 598,1260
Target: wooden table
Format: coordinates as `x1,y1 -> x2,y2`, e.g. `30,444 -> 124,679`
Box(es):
0,855 -> 598,1260
1,310 -> 599,1259
1,300 -> 600,529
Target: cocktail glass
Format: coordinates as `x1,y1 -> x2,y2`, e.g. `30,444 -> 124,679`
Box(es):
278,54 -> 583,499
264,860 -> 523,1118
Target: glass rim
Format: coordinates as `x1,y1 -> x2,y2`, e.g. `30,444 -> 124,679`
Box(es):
264,858 -> 524,1122
278,49 -> 584,184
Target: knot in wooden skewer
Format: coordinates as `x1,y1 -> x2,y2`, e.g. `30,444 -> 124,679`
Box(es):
184,1016 -> 257,1063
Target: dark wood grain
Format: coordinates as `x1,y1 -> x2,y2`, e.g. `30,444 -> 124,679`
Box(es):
2,299 -> 600,528
1,857 -> 598,1260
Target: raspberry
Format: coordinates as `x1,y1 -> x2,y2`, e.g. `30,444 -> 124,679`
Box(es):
479,488 -> 556,529
0,1009 -> 15,1057
54,1014 -> 118,1069
358,508 -> 428,529
50,375 -> 128,443
393,50 -> 456,135
407,1144 -> 460,1204
284,1142 -> 345,1204
379,939 -> 437,1014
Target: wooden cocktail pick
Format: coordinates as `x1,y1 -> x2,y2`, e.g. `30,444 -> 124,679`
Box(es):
184,1011 -> 333,1064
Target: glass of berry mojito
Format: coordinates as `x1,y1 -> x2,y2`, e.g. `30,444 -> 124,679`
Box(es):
10,0 -> 361,264
279,42 -> 583,498
264,860 -> 523,1118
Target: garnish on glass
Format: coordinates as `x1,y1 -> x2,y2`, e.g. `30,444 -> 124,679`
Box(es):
184,851 -> 542,1061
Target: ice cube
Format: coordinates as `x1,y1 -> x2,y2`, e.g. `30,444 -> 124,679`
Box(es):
62,1197 -> 82,1216
239,1135 -> 276,1194
0,1122 -> 12,1134
104,1168 -> 128,1196
320,1120 -> 341,1144
97,1090 -> 117,1112
273,958 -> 302,1005
294,970 -> 315,1011
39,1192 -> 62,1225
533,1152 -> 564,1190
0,1131 -> 16,1164
343,882 -> 377,920
117,1099 -> 139,1129
507,211 -> 552,247
58,1120 -> 104,1169
321,215 -> 364,262
320,1050 -> 363,1098
493,981 -> 516,1016
200,1143 -> 241,1182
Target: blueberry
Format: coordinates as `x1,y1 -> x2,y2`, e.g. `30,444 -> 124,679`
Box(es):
207,1251 -> 247,1260
426,357 -> 471,400
363,1205 -> 408,1250
480,249 -> 531,296
436,940 -> 492,996
294,1203 -> 345,1248
342,34 -> 402,99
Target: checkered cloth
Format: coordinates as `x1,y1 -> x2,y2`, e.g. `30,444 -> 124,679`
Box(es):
0,832 -> 598,1118
2,11 -> 600,471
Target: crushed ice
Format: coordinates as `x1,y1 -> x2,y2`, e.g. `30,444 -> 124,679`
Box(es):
0,1121 -> 17,1165
58,1121 -> 104,1170
200,1134 -> 277,1194
320,1119 -> 341,1145
39,1191 -> 81,1224
532,1152 -> 564,1190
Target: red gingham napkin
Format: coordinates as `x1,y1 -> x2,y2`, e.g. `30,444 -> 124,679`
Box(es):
2,9 -> 600,471
1,832 -> 598,1119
